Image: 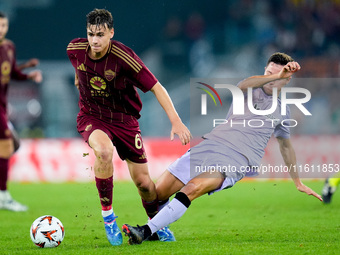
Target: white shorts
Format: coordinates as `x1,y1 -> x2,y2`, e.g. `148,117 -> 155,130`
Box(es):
168,139 -> 249,194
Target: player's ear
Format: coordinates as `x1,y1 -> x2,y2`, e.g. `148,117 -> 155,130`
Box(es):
110,28 -> 114,39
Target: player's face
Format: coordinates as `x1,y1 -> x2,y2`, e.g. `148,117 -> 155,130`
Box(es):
0,17 -> 9,41
263,62 -> 287,95
87,24 -> 114,59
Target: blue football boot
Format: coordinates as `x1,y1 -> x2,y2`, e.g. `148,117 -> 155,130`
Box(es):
103,214 -> 123,246
156,226 -> 176,242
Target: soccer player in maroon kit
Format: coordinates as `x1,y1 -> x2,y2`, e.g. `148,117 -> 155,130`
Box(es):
67,9 -> 191,246
0,12 -> 42,211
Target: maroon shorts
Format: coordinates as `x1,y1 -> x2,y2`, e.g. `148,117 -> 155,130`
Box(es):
0,112 -> 11,139
77,113 -> 147,163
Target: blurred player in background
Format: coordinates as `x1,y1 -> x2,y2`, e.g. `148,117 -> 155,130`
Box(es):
122,52 -> 323,244
0,11 -> 42,212
10,56 -> 40,153
67,8 -> 191,246
17,58 -> 39,71
322,174 -> 340,203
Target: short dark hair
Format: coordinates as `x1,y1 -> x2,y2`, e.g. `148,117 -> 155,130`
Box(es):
0,11 -> 8,19
86,8 -> 113,29
266,52 -> 294,66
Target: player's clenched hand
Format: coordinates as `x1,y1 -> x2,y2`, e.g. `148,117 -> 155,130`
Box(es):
279,61 -> 301,79
170,121 -> 192,145
296,183 -> 323,202
28,70 -> 43,83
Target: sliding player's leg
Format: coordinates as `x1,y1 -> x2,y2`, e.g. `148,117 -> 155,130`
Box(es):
149,170 -> 185,241
123,171 -> 224,244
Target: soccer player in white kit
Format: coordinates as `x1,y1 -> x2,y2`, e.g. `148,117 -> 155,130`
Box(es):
122,52 -> 323,244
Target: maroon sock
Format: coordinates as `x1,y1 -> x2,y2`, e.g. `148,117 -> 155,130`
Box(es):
0,158 -> 9,191
95,176 -> 113,210
142,197 -> 159,218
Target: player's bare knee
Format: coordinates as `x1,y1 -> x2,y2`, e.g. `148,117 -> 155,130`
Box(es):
0,141 -> 14,159
94,146 -> 113,163
0,151 -> 12,159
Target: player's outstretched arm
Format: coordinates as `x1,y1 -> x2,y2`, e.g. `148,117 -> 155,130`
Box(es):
238,61 -> 301,92
17,58 -> 39,71
150,82 -> 191,145
277,137 -> 323,202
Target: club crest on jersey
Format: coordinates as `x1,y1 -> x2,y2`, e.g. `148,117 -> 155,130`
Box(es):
90,76 -> 107,90
1,61 -> 11,76
105,69 -> 116,81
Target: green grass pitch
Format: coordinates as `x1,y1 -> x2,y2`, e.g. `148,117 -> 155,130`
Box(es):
0,180 -> 339,255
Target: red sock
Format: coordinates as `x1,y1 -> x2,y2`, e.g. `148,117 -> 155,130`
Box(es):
0,158 -> 9,191
95,176 -> 113,211
142,197 -> 159,218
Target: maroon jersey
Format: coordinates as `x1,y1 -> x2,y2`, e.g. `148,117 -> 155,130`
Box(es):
0,39 -> 28,113
67,38 -> 158,121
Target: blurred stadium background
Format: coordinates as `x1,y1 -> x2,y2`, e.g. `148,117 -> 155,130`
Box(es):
2,0 -> 340,182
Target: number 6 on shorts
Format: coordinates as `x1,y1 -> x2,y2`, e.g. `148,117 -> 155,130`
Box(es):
135,134 -> 142,149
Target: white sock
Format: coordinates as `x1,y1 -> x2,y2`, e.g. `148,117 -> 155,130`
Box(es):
147,198 -> 188,234
147,200 -> 169,223
102,209 -> 114,218
0,190 -> 10,201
